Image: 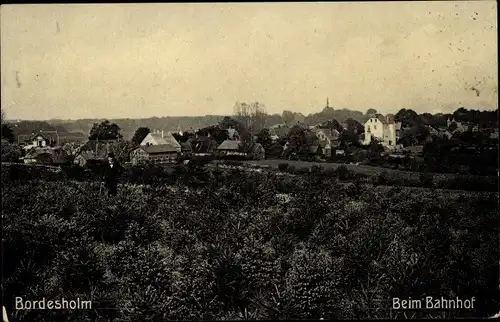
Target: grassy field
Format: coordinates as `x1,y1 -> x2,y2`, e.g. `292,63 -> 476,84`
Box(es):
242,159 -> 463,179
2,165 -> 499,320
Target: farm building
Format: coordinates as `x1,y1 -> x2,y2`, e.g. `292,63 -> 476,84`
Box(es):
140,130 -> 181,152
23,147 -> 69,165
130,144 -> 180,165
313,128 -> 341,158
19,132 -> 59,151
217,140 -> 246,156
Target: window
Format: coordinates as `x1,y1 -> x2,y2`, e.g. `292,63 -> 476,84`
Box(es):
367,126 -> 370,132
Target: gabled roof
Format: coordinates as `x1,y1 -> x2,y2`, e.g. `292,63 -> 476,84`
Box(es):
376,114 -> 396,124
141,132 -> 181,148
217,140 -> 241,150
314,128 -> 340,141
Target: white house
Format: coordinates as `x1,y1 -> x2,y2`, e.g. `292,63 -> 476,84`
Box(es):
22,133 -> 48,151
140,130 -> 181,152
363,115 -> 401,147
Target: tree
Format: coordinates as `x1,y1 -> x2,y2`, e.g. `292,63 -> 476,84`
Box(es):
368,138 -> 384,163
172,131 -> 194,143
398,124 -> 430,146
395,108 -> 424,128
282,110 -> 295,125
1,110 -> 15,143
198,125 -> 229,145
448,122 -> 458,132
339,130 -> 361,149
366,108 -> 377,116
233,101 -> 267,134
131,127 -> 150,146
255,128 -> 273,150
319,119 -> 343,133
1,139 -> 21,162
345,118 -> 364,134
88,120 -> 123,140
284,125 -> 319,158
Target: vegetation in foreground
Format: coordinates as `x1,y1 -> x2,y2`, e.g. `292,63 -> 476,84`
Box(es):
2,167 -> 499,320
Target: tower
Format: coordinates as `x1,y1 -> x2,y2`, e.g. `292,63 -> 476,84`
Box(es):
326,97 -> 330,108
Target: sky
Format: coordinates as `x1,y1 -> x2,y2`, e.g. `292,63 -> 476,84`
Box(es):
1,2 -> 498,121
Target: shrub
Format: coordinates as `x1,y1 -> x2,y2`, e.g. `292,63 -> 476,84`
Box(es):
311,164 -> 323,174
336,165 -> 351,180
419,172 -> 434,188
278,163 -> 289,172
375,170 -> 389,185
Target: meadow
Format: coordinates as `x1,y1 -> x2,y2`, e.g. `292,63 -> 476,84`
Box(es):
2,164 -> 499,320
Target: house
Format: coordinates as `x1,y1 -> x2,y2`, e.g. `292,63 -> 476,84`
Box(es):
140,130 -> 181,152
23,147 -> 69,165
130,144 -> 180,165
248,143 -> 265,160
20,133 -> 55,151
313,128 -> 341,157
363,115 -> 401,147
217,140 -> 246,156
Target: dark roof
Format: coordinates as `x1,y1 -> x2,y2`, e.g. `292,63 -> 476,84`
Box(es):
376,115 -> 395,124
218,140 -> 240,151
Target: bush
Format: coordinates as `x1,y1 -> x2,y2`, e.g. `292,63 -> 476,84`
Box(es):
419,172 -> 434,188
278,163 -> 289,172
311,164 -> 324,174
336,165 -> 351,180
376,170 -> 389,185
2,163 -> 499,320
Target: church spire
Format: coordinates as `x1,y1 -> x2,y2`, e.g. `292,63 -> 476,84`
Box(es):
326,97 -> 330,108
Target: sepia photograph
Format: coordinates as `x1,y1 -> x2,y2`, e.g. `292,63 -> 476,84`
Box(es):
1,2 -> 499,320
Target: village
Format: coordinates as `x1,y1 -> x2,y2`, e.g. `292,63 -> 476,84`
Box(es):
6,103 -> 498,178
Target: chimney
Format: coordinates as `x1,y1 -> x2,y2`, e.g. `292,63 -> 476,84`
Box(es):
161,129 -> 164,138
